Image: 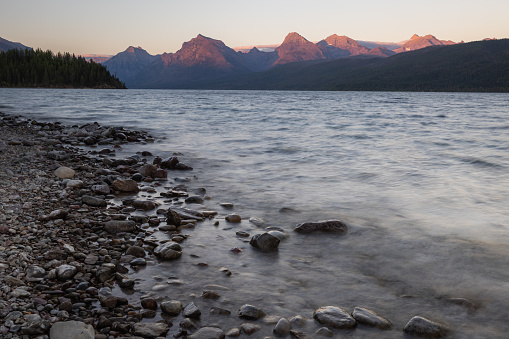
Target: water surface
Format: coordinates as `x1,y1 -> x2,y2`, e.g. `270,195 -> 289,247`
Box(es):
2,89 -> 509,338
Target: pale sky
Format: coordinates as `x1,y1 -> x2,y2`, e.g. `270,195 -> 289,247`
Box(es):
1,0 -> 508,55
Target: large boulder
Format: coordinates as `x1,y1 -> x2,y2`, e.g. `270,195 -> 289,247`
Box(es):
294,220 -> 347,233
313,306 -> 356,329
153,242 -> 182,260
403,316 -> 448,337
50,321 -> 94,339
352,307 -> 392,329
249,232 -> 280,251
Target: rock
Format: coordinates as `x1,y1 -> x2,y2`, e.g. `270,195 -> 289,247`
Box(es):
273,318 -> 291,336
126,245 -> 146,258
56,264 -> 77,281
153,242 -> 182,260
47,209 -> 68,220
20,320 -> 51,335
225,328 -> 241,336
10,287 -> 31,298
50,321 -> 94,339
241,323 -> 260,334
26,265 -> 46,279
66,179 -> 84,188
185,195 -> 204,204
202,290 -> 220,300
91,184 -> 110,195
175,162 -> 193,170
225,213 -> 241,223
54,166 -> 75,179
160,156 -> 179,169
152,168 -> 167,178
130,258 -> 147,266
239,304 -> 265,320
403,316 -> 448,337
290,315 -> 306,327
313,306 -> 356,329
133,322 -> 169,338
161,300 -> 182,316
166,209 -> 182,226
315,327 -> 334,337
141,297 -> 158,310
138,164 -> 157,177
132,200 -> 156,210
188,326 -> 225,339
183,302 -> 201,318
250,232 -> 280,251
112,179 -> 139,192
352,307 -> 392,329
82,195 -> 107,207
210,307 -> 231,316
294,220 -> 348,233
104,220 -> 136,233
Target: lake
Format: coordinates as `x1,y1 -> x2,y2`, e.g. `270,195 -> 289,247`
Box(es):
2,89 -> 509,338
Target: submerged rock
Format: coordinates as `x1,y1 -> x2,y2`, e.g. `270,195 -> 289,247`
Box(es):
239,304 -> 265,320
273,317 -> 292,336
294,220 -> 347,233
250,232 -> 280,251
352,307 -> 392,329
153,242 -> 182,260
403,316 -> 448,337
225,213 -> 241,223
133,322 -> 169,337
313,306 -> 356,329
188,327 -> 225,339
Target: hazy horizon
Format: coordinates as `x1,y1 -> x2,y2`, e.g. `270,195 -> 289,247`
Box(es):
1,0 -> 508,55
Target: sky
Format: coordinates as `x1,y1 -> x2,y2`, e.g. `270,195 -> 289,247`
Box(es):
1,0 -> 508,56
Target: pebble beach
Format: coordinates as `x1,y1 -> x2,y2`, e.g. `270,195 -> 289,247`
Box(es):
0,111 -> 460,338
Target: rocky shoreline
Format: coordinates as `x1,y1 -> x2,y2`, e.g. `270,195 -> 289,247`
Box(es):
0,112 -> 451,338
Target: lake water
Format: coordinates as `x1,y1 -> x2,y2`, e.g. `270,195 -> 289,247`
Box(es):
2,89 -> 509,338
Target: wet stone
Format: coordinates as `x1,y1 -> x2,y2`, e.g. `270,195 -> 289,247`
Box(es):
352,307 -> 392,329
161,300 -> 182,316
188,326 -> 225,339
239,304 -> 265,320
313,306 -> 357,329
250,232 -> 280,251
403,316 -> 448,337
225,213 -> 241,223
154,241 -> 182,260
294,219 -> 348,233
273,317 -> 292,336
82,195 -> 107,207
184,302 -> 201,319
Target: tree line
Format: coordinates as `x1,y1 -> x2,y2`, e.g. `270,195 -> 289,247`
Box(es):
0,48 -> 126,88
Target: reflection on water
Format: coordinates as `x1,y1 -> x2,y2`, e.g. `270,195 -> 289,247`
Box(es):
2,89 -> 509,338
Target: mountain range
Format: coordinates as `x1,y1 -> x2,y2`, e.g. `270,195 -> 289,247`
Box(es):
102,32 -> 459,88
0,37 -> 31,52
2,33 -> 507,92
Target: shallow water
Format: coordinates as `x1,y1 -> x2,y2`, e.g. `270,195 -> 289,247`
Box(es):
2,89 -> 509,337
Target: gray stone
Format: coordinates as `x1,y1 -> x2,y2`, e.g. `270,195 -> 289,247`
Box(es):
273,317 -> 291,336
126,245 -> 146,258
20,320 -> 50,335
154,242 -> 182,260
403,316 -> 448,337
10,288 -> 31,298
160,300 -> 182,316
188,326 -> 225,339
26,265 -> 46,279
313,306 -> 356,329
183,302 -> 201,318
352,307 -> 392,329
104,220 -> 136,233
225,327 -> 241,336
250,232 -> 280,251
49,321 -> 94,339
239,304 -> 265,320
82,195 -> 107,207
56,264 -> 77,281
91,184 -> 110,195
294,220 -> 348,233
54,166 -> 75,179
290,315 -> 306,328
315,327 -> 334,337
133,322 -> 169,338
66,179 -> 84,189
241,323 -> 260,334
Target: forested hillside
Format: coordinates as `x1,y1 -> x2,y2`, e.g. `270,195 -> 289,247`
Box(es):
0,48 -> 125,88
